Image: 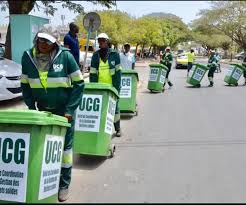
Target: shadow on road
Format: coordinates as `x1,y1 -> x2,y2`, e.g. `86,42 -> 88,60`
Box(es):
73,154 -> 106,170
185,85 -> 210,89
121,115 -> 134,121
224,84 -> 245,87
140,90 -> 163,94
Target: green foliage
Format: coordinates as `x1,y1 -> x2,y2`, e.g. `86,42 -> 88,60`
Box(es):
192,1 -> 246,51
75,11 -> 190,50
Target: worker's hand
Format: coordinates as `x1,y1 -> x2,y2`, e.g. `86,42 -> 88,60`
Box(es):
64,113 -> 73,122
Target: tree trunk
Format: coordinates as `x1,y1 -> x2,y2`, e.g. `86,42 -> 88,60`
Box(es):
4,0 -> 36,59
141,44 -> 145,59
223,50 -> 228,59
135,44 -> 138,56
148,45 -> 152,56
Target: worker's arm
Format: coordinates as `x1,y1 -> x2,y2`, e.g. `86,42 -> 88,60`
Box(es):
65,52 -> 85,116
21,52 -> 36,110
89,53 -> 99,82
63,35 -> 71,49
113,52 -> 122,94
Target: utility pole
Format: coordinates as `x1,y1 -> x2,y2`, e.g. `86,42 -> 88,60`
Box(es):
61,15 -> 65,27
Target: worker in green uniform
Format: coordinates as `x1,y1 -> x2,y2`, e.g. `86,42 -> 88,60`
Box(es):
207,50 -> 218,87
160,46 -> 173,88
242,55 -> 246,85
20,26 -> 84,202
90,33 -> 122,137
186,49 -> 195,77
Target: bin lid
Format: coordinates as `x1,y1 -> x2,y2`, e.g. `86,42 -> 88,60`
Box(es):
149,63 -> 168,70
121,70 -> 139,81
0,109 -> 70,127
230,64 -> 246,71
84,83 -> 119,98
193,63 -> 209,70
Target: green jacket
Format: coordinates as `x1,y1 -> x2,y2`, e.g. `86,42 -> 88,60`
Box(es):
160,52 -> 173,67
21,46 -> 84,115
208,55 -> 218,68
90,49 -> 121,93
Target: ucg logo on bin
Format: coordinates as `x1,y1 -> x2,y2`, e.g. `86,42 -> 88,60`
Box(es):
0,138 -> 26,164
79,97 -> 101,112
45,140 -> 63,164
121,78 -> 131,87
108,98 -> 116,116
151,68 -> 158,74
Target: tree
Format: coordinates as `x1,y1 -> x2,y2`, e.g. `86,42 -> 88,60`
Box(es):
75,10 -> 131,49
0,0 -> 115,59
75,10 -> 190,57
194,1 -> 246,52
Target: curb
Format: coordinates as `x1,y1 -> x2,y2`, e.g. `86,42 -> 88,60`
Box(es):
220,60 -> 242,65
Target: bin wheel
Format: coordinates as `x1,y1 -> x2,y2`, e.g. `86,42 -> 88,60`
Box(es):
108,144 -> 116,158
235,83 -> 238,86
135,110 -> 138,116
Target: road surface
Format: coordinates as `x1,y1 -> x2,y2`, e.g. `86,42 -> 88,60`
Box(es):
67,59 -> 246,203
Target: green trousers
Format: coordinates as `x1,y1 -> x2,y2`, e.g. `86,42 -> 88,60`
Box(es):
37,105 -> 74,190
208,65 -> 216,83
114,99 -> 120,131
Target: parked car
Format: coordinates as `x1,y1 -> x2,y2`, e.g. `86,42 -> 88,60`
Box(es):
176,53 -> 188,69
235,52 -> 246,60
0,54 -> 22,101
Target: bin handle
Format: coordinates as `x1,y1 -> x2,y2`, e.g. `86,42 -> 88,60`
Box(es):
42,111 -> 52,116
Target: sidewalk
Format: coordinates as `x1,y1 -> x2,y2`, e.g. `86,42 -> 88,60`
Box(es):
220,59 -> 242,65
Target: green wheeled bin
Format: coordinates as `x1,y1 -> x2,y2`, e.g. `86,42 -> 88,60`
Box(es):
0,109 -> 70,203
119,70 -> 139,116
147,64 -> 168,92
74,83 -> 119,158
186,63 -> 209,87
224,64 -> 246,86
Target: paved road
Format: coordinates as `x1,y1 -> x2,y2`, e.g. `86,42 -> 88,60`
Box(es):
1,60 -> 246,202
66,60 -> 246,203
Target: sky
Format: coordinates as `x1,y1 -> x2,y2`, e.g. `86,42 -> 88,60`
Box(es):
0,1 -> 211,26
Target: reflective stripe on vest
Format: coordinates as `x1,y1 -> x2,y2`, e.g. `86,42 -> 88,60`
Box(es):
21,74 -> 29,84
28,77 -> 72,88
69,70 -> 84,82
90,67 -> 97,74
62,149 -> 73,169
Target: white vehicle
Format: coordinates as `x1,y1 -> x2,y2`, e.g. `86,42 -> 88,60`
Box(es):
0,56 -> 22,101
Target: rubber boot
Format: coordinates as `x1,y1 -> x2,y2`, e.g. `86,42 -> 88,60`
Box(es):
168,81 -> 173,87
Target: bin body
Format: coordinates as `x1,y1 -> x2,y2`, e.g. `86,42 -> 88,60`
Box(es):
224,64 -> 245,85
0,110 -> 69,203
74,83 -> 119,156
119,70 -> 139,113
186,64 -> 208,86
147,64 -> 168,92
